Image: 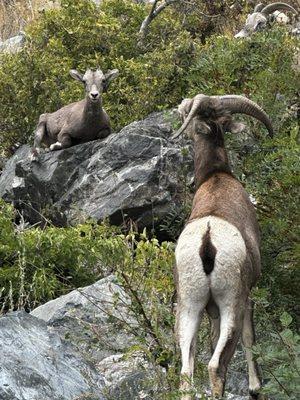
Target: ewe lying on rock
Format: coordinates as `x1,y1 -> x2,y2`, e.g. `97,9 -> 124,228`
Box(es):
235,2 -> 298,38
31,67 -> 119,161
173,94 -> 273,399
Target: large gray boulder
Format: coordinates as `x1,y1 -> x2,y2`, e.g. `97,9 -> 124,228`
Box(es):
0,112 -> 193,229
31,275 -> 137,362
31,275 -> 165,399
0,275 -> 250,399
0,311 -> 105,400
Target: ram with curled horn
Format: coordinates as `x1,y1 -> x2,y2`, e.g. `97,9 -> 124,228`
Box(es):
173,93 -> 273,399
235,2 -> 298,38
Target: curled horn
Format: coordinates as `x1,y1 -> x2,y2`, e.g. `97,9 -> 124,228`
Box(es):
254,3 -> 265,12
172,94 -> 208,139
261,2 -> 298,16
214,95 -> 274,136
173,94 -> 274,138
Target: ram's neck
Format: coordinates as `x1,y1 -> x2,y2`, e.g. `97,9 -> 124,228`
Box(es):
194,130 -> 232,189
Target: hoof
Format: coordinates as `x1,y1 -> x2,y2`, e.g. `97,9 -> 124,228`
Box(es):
50,142 -> 62,151
30,155 -> 38,162
30,151 -> 39,162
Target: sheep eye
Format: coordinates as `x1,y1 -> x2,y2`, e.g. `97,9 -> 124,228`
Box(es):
256,21 -> 264,30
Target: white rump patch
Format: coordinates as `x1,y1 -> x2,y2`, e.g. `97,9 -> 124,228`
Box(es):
175,216 -> 247,298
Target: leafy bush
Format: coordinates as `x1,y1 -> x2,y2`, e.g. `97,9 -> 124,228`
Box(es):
0,0 -> 195,154
0,199 -> 128,310
0,201 -> 176,356
253,289 -> 300,399
0,1 -> 299,396
0,0 -> 258,155
114,229 -> 176,363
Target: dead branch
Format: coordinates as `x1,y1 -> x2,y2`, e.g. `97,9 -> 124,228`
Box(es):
138,0 -> 181,43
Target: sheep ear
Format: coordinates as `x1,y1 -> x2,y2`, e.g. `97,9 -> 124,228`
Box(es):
103,69 -> 119,92
70,69 -> 84,82
105,69 -> 119,82
228,121 -> 246,134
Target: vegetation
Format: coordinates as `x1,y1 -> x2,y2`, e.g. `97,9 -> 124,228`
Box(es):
0,0 -> 252,154
0,0 -> 299,398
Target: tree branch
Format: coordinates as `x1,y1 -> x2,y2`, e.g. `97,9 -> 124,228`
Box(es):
138,0 -> 181,43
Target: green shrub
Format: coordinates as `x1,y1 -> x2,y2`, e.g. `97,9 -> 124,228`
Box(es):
0,0 -> 256,156
253,289 -> 300,399
0,201 -> 176,351
0,0 -> 196,154
0,2 -> 299,395
0,199 -> 127,310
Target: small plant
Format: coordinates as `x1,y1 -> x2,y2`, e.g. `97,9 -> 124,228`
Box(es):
0,199 -> 127,311
253,312 -> 300,399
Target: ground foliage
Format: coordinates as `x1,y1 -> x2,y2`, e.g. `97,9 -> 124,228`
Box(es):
0,0 -> 299,397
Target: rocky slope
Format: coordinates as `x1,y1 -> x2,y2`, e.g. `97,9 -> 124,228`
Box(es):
0,275 -> 249,400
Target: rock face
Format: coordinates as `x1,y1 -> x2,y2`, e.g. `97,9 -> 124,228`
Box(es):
31,275 -> 137,362
0,277 -> 154,400
0,112 -> 192,230
0,276 -> 250,400
0,34 -> 25,53
0,311 -> 105,400
31,275 -> 166,399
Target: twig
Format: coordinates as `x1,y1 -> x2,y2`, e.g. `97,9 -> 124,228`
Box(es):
183,1 -> 221,18
120,271 -> 162,349
76,287 -> 142,339
263,363 -> 292,397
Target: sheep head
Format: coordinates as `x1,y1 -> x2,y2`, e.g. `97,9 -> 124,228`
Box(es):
69,68 -> 119,102
173,94 -> 273,139
235,2 -> 298,38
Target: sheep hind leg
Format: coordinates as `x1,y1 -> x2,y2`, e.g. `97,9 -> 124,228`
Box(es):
206,297 -> 220,354
177,298 -> 208,400
242,299 -> 262,399
208,300 -> 246,399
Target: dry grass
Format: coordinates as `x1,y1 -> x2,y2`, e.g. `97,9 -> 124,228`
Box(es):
0,0 -> 59,42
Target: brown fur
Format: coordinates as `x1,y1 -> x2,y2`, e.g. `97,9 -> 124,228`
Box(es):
175,96 -> 266,399
193,119 -> 233,189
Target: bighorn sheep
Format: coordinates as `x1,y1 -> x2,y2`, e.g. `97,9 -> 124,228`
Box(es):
31,68 -> 119,161
235,2 -> 298,38
173,94 -> 273,399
